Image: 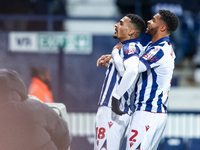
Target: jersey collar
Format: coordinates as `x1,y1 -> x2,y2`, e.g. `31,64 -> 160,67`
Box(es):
121,38 -> 141,45
151,37 -> 170,47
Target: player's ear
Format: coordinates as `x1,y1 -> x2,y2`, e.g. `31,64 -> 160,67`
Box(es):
160,24 -> 167,32
128,29 -> 135,36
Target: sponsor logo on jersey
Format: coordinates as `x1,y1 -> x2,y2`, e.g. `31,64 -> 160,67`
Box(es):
128,44 -> 137,54
143,48 -> 163,63
108,121 -> 113,128
146,125 -> 150,132
124,44 -> 136,54
153,48 -> 159,52
143,52 -> 154,60
143,48 -> 159,60
149,55 -> 159,62
130,142 -> 134,148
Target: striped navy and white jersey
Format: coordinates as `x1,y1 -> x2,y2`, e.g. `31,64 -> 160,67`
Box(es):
134,37 -> 176,113
98,38 -> 144,115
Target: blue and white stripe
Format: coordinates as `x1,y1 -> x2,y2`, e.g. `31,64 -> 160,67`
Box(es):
98,38 -> 144,114
134,37 -> 175,113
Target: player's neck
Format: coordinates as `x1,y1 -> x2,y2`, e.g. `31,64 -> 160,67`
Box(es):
120,35 -> 137,43
151,33 -> 169,44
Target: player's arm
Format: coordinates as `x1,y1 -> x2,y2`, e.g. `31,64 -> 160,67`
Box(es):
112,42 -> 125,76
112,49 -> 125,76
112,55 -> 139,115
113,56 -> 139,99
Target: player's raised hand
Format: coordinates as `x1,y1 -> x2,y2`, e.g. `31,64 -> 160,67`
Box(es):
96,54 -> 112,67
112,97 -> 125,115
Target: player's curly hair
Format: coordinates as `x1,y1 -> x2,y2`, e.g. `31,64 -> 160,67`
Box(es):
158,10 -> 179,34
126,14 -> 146,38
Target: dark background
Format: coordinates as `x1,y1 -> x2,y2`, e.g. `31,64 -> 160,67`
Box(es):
0,0 -> 199,113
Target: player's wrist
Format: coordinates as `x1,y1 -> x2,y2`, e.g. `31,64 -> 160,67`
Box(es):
112,49 -> 120,60
112,93 -> 120,100
111,97 -> 125,116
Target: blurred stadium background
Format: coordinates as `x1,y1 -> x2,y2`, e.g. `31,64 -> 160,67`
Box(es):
0,0 -> 200,149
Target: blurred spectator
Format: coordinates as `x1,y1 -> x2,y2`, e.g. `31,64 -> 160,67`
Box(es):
29,66 -> 54,103
0,68 -> 70,150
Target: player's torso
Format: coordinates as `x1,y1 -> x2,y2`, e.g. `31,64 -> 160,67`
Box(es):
98,61 -> 121,107
134,39 -> 175,113
98,40 -> 144,115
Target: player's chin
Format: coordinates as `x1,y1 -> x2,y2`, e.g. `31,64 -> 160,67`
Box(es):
113,35 -> 118,39
145,31 -> 152,37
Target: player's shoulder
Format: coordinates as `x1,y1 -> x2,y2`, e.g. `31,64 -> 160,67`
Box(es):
152,41 -> 173,58
154,40 -> 171,50
129,41 -> 143,48
123,42 -> 143,54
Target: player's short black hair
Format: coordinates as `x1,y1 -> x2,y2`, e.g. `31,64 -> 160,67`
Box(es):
126,14 -> 146,38
158,10 -> 179,34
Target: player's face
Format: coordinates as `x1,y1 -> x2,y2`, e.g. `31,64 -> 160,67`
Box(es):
113,16 -> 132,42
146,13 -> 163,37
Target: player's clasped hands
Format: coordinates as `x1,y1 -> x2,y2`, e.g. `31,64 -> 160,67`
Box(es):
96,54 -> 112,67
97,42 -> 123,67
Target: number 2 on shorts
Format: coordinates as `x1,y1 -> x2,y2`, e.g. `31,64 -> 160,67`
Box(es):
129,129 -> 138,142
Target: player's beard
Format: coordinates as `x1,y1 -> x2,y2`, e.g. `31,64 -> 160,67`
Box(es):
145,26 -> 159,37
113,35 -> 117,39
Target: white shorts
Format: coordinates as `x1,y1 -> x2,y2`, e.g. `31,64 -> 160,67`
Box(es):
126,111 -> 167,150
94,106 -> 131,150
